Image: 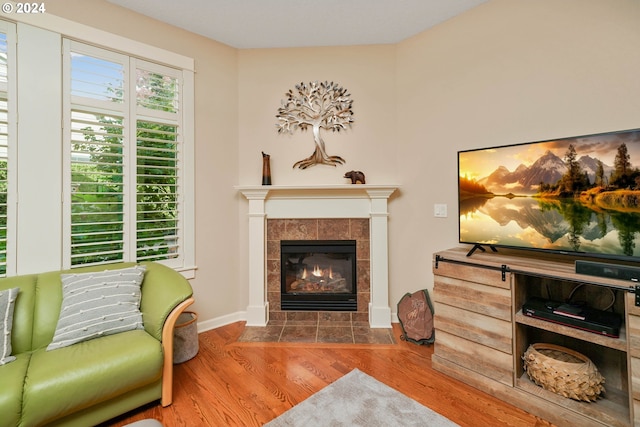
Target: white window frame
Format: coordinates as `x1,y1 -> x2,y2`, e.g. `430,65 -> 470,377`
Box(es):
132,58 -> 184,267
4,12 -> 195,277
63,41 -> 130,267
0,20 -> 16,277
63,40 -> 193,273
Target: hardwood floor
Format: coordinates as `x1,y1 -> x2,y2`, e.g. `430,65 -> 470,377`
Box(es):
105,322 -> 554,427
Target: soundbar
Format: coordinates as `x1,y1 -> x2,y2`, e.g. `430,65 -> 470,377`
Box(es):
522,297 -> 622,338
575,260 -> 640,282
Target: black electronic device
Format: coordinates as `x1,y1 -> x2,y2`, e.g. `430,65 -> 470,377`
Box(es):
522,297 -> 622,338
576,260 -> 640,282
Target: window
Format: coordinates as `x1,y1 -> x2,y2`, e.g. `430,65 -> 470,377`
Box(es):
0,17 -> 193,276
0,21 -> 15,277
135,61 -> 182,263
0,32 -> 8,276
64,41 -> 185,269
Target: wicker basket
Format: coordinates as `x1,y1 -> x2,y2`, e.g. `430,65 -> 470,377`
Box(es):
522,343 -> 605,402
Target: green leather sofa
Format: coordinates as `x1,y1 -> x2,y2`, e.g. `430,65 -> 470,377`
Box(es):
0,262 -> 194,427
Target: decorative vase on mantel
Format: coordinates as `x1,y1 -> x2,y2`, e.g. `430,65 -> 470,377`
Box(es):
262,151 -> 272,185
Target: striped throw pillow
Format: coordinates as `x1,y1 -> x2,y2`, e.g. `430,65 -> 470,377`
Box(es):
47,265 -> 146,351
0,287 -> 19,365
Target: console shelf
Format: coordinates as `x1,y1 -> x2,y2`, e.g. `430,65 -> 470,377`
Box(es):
516,373 -> 629,427
432,246 -> 638,427
515,309 -> 627,352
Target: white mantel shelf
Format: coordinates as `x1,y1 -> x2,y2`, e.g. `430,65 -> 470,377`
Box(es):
235,184 -> 399,190
236,184 -> 400,328
235,184 -> 399,196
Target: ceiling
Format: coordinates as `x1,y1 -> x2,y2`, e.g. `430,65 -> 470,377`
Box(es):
106,0 -> 488,49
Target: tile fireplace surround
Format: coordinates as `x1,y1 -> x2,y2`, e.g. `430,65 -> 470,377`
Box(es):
237,185 -> 399,328
269,218 -> 365,318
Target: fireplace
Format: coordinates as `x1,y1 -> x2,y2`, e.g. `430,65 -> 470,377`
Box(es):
281,240 -> 357,311
237,184 -> 398,327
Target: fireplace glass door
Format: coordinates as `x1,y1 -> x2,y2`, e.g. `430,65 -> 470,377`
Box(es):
280,240 -> 357,311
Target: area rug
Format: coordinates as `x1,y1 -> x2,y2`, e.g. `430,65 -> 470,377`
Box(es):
264,369 -> 460,427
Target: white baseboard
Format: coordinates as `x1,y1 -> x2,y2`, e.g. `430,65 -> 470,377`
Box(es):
196,311 -> 246,333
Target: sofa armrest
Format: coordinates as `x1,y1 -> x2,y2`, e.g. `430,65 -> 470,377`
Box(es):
161,296 -> 195,406
139,262 -> 194,341
138,262 -> 194,407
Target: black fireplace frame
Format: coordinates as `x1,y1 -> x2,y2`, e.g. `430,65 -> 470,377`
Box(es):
280,240 -> 357,311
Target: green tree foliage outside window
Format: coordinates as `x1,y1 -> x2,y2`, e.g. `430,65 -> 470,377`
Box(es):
0,158 -> 6,275
0,32 -> 9,275
136,119 -> 179,261
70,65 -> 180,266
135,69 -> 180,261
70,112 -> 125,265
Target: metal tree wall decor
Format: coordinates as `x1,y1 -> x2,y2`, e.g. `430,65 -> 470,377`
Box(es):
276,81 -> 354,169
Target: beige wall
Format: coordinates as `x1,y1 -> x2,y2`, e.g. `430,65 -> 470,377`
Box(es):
237,46 -> 397,185
394,0 -> 640,306
37,0 -> 640,325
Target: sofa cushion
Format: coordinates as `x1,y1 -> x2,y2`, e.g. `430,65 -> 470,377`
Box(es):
47,265 -> 146,351
0,353 -> 30,427
0,287 -> 19,365
22,329 -> 163,427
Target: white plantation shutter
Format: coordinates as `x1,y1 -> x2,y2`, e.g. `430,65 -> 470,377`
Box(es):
0,93 -> 9,277
0,22 -> 15,277
0,93 -> 8,275
70,53 -> 125,104
134,60 -> 182,263
136,121 -> 180,261
136,67 -> 179,113
64,42 -> 187,269
65,43 -> 128,266
69,109 -> 126,265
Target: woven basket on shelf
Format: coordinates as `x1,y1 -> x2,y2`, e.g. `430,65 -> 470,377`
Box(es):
522,343 -> 605,402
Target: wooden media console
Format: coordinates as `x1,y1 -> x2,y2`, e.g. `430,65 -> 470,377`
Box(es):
432,246 -> 640,427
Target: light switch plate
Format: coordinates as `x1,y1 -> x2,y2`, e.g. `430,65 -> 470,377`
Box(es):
434,204 -> 447,218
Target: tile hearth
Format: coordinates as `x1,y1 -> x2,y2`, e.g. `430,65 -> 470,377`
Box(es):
238,316 -> 395,344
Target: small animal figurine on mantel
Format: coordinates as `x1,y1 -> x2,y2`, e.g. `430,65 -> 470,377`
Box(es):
344,170 -> 366,184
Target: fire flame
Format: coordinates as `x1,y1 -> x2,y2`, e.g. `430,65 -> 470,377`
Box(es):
301,265 -> 334,280
312,265 -> 322,277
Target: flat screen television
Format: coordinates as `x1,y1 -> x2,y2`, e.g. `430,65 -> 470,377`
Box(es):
458,128 -> 640,261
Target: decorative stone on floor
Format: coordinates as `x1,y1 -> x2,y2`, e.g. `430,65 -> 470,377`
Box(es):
238,320 -> 396,344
